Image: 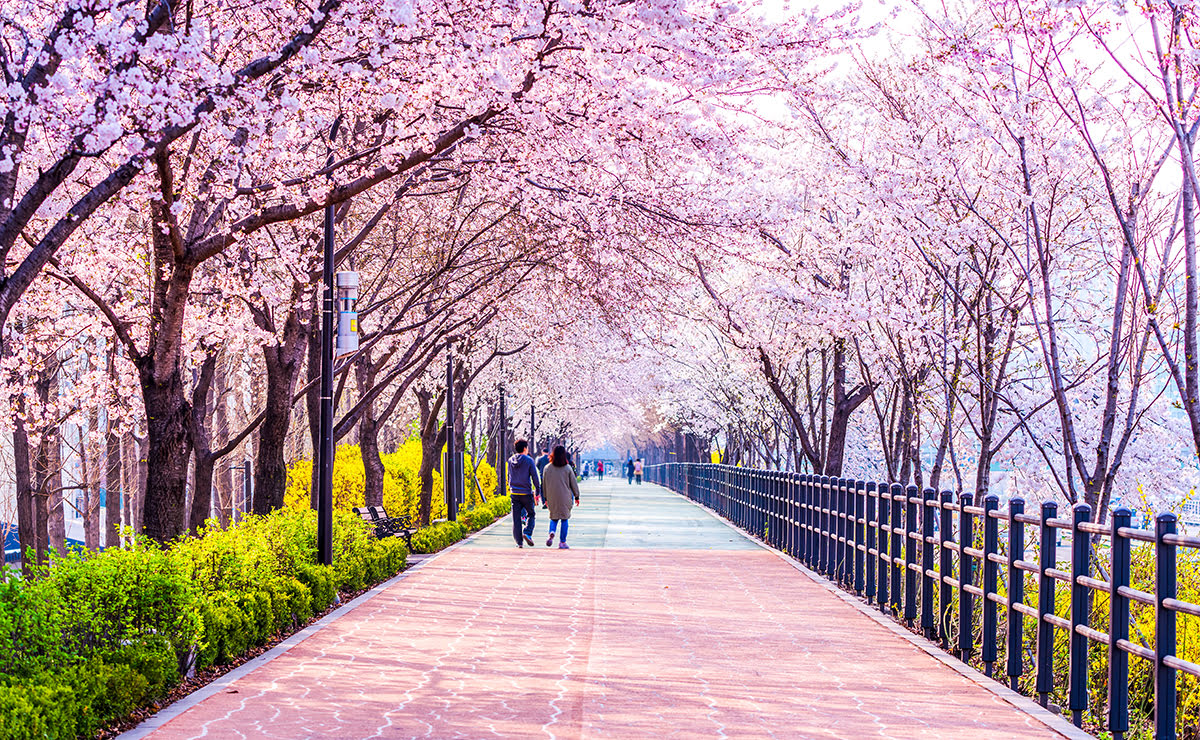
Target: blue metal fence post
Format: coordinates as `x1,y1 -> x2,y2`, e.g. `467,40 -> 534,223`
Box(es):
1109,507 -> 1131,740
1155,513 -> 1177,740
1069,503 -> 1091,727
904,485 -> 918,625
840,479 -> 849,582
1036,500 -> 1058,707
1007,498 -> 1026,692
982,494 -> 1000,677
855,481 -> 866,594
958,493 -> 975,660
921,488 -> 937,639
940,490 -> 954,648
819,476 -> 831,575
890,483 -> 904,616
799,474 -> 811,565
865,482 -> 877,604
877,482 -> 889,613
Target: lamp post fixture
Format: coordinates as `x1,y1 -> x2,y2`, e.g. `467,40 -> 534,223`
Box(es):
316,114 -> 344,567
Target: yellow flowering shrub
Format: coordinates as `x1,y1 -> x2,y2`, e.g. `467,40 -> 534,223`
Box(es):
286,436 -> 498,520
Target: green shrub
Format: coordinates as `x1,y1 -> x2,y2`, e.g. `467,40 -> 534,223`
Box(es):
0,502 -> 420,737
410,520 -> 467,554
297,563 -> 336,612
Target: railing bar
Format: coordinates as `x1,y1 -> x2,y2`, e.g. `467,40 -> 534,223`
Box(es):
1163,597 -> 1200,618
1117,639 -> 1156,661
1117,526 -> 1155,543
1076,625 -> 1110,645
1164,533 -> 1200,548
1044,613 -> 1071,629
1013,602 -> 1039,619
1076,521 -> 1109,536
1076,575 -> 1111,593
1163,655 -> 1200,678
1117,585 -> 1156,606
1045,567 -> 1072,584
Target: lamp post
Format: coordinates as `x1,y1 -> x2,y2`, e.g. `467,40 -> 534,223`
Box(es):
498,385 -> 507,497
316,114 -> 343,567
444,353 -> 459,522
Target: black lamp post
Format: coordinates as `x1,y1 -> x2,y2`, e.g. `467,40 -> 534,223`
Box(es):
316,114 -> 343,567
498,385 -> 507,497
444,353 -> 459,522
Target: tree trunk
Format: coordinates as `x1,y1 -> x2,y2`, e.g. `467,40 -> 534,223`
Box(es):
213,361 -> 233,526
13,408 -> 37,573
139,365 -> 193,543
190,452 -> 216,531
416,388 -> 447,526
106,411 -> 122,548
254,307 -> 309,514
361,413 -> 385,508
83,410 -> 101,550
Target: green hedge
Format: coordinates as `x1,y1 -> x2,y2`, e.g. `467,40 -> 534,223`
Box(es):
409,496 -> 513,553
0,494 -> 512,738
0,509 -> 405,739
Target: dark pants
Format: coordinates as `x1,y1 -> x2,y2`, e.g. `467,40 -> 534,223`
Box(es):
627,472 -> 634,484
511,494 -> 536,544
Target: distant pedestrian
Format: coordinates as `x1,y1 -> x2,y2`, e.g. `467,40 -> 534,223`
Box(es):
626,457 -> 635,484
597,460 -> 605,480
634,458 -> 644,485
536,447 -> 551,508
508,439 -> 541,548
543,445 -> 581,549
582,461 -> 590,480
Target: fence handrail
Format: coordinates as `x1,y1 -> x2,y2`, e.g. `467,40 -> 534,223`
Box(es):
646,462 -> 1193,740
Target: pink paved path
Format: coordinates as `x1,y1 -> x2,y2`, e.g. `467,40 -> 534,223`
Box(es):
129,482 -> 1071,739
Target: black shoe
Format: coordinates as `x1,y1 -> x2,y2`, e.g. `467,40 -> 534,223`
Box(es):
516,541 -> 523,548
523,534 -> 535,547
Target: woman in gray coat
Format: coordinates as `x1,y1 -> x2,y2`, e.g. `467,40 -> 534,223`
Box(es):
543,445 -> 581,549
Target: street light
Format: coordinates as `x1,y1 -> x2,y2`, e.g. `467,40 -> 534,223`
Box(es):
444,352 -> 459,522
316,114 -> 344,567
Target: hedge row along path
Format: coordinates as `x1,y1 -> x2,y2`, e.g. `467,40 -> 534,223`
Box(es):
120,479 -> 1085,739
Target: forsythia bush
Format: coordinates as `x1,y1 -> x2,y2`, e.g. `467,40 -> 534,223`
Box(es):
285,435 -> 498,522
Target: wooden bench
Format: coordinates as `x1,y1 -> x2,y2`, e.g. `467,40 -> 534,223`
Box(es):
352,506 -> 415,550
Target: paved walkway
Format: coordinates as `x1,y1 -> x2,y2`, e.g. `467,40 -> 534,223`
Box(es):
126,479 -> 1076,739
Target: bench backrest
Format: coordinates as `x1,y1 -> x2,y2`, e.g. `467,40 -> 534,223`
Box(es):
352,507 -> 377,522
368,506 -> 390,521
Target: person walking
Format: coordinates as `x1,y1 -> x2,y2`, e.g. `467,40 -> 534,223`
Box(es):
507,439 -> 541,548
634,458 -> 644,485
543,445 -> 581,549
626,456 -> 635,485
597,460 -> 605,481
536,447 -> 551,508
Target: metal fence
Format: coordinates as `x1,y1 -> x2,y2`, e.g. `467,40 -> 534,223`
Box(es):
646,462 -> 1200,740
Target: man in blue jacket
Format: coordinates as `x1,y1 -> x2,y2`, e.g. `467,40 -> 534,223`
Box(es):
508,439 -> 541,547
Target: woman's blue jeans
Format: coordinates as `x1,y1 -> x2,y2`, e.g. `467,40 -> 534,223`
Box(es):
549,518 -> 569,542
